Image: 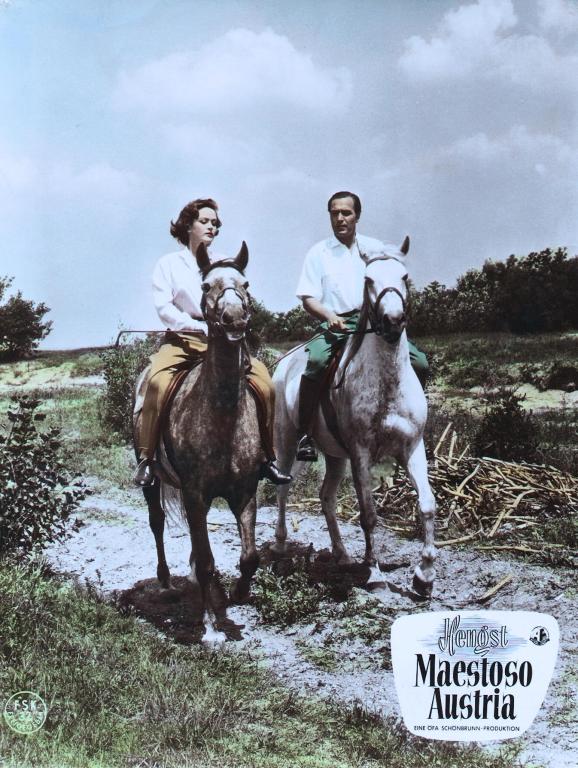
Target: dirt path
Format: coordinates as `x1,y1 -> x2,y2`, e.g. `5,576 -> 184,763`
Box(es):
45,485 -> 577,768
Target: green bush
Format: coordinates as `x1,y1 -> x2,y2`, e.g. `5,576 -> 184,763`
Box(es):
0,276 -> 52,361
249,298 -> 318,343
99,335 -> 159,441
0,396 -> 85,554
473,388 -> 539,462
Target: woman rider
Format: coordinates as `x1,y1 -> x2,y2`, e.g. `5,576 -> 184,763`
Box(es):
134,198 -> 291,487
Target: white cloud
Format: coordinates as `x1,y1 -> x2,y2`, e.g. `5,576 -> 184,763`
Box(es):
114,28 -> 352,115
0,147 -> 145,220
399,0 -> 517,80
48,161 -> 142,201
439,125 -> 577,170
538,0 -> 578,33
398,0 -> 578,91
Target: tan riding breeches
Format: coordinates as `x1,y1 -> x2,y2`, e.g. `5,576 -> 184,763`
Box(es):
137,333 -> 275,461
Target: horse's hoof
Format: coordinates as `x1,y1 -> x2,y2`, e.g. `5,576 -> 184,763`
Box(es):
412,572 -> 434,598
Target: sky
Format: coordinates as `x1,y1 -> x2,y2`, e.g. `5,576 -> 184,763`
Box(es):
1,0 -> 577,348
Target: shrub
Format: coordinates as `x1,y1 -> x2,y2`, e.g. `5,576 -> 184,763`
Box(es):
99,335 -> 159,441
473,388 -> 539,462
0,396 -> 85,554
248,298 -> 318,343
0,276 -> 52,361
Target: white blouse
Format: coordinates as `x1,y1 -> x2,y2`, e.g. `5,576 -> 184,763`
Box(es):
152,247 -> 224,332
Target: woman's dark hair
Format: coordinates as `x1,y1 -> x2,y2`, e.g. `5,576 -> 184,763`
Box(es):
327,191 -> 362,219
170,198 -> 222,246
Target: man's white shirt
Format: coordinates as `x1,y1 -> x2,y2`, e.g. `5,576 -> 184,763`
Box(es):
296,234 -> 386,314
152,248 -> 224,332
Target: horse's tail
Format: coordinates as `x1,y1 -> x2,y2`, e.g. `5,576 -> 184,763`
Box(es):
160,482 -> 186,524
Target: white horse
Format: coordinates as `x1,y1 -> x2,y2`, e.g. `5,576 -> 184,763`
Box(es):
272,237 -> 436,596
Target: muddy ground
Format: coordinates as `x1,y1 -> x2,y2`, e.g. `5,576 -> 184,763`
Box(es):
44,480 -> 577,768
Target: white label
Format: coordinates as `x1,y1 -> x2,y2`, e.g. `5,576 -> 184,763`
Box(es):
391,611 -> 559,741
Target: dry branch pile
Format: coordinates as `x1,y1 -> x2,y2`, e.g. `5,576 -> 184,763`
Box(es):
377,424 -> 578,566
289,424 -> 578,567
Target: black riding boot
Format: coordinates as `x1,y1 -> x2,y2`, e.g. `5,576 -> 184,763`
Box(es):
296,375 -> 320,462
260,460 -> 292,484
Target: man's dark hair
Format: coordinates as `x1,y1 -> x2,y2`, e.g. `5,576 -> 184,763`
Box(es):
170,198 -> 222,246
327,191 -> 362,219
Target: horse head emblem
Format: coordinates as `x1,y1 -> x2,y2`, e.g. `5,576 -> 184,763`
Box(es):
196,242 -> 251,343
361,236 -> 410,343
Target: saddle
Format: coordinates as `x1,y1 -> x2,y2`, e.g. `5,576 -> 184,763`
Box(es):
154,348 -> 271,487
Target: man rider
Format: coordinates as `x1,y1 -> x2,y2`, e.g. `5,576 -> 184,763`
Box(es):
294,191 -> 428,461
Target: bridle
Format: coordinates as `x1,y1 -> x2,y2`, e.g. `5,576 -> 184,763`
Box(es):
332,253 -> 409,388
200,267 -> 250,338
362,254 -> 408,338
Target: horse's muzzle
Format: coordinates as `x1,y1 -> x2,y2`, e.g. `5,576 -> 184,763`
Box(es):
216,297 -> 249,343
219,323 -> 247,343
219,315 -> 250,343
376,314 -> 406,343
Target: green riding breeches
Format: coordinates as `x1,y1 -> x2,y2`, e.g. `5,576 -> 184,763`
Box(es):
304,311 -> 429,383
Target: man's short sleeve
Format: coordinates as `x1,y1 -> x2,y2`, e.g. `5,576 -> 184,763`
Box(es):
296,243 -> 323,301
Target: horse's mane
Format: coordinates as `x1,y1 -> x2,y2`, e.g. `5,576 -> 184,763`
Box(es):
200,259 -> 246,278
334,291 -> 371,389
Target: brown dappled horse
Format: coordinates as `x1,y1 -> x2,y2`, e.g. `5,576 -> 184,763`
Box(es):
133,243 -> 261,639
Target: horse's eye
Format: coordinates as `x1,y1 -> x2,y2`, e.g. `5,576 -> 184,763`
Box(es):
201,283 -> 210,293
402,274 -> 408,283
243,281 -> 249,290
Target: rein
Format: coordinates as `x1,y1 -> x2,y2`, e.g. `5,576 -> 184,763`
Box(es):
270,324 -> 374,372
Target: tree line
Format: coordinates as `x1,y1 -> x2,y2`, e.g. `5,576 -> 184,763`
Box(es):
250,247 -> 578,341
1,247 -> 576,361
408,247 -> 578,336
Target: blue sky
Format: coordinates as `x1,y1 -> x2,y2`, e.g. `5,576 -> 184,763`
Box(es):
1,0 -> 577,348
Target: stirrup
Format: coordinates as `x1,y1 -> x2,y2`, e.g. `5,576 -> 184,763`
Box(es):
296,435 -> 318,462
133,459 -> 155,487
260,460 -> 292,485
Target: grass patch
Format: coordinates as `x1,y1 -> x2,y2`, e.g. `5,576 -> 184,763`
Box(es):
253,564 -> 324,626
295,638 -> 340,672
416,331 -> 578,376
0,386 -> 135,490
0,348 -> 105,389
0,561 -> 524,768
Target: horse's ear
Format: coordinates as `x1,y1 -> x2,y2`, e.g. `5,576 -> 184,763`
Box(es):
196,242 -> 211,274
400,235 -> 410,255
235,241 -> 249,272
